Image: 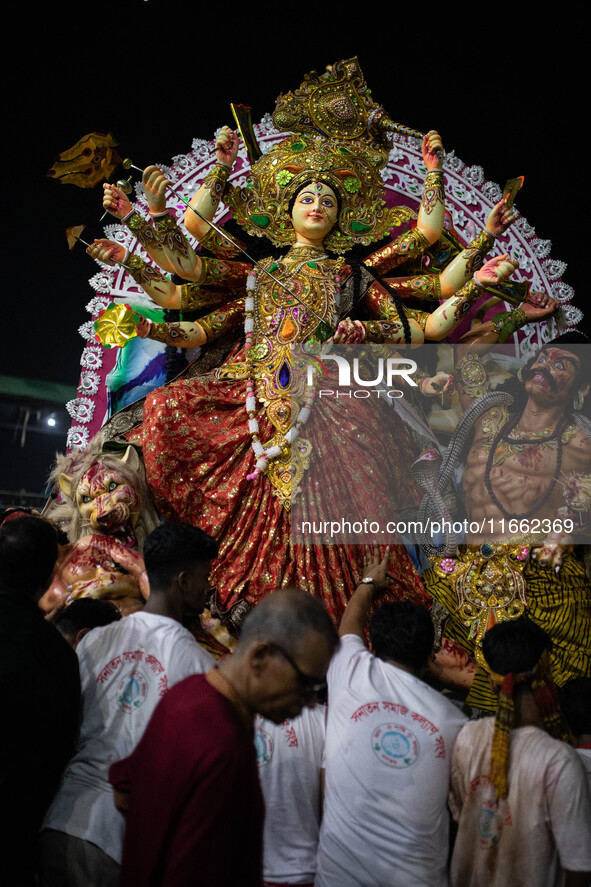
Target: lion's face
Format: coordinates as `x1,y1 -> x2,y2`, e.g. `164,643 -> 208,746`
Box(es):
76,463 -> 141,534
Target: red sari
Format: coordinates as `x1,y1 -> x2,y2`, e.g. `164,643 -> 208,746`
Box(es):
133,369 -> 429,622
127,230 -> 437,623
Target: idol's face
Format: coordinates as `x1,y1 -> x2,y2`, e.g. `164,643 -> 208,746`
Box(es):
525,347 -> 581,402
291,182 -> 338,243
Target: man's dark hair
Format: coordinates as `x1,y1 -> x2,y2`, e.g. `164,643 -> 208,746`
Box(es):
54,598 -> 121,639
369,601 -> 435,671
0,515 -> 58,598
558,677 -> 591,737
0,507 -> 69,545
482,617 -> 552,675
142,522 -> 218,591
239,588 -> 339,654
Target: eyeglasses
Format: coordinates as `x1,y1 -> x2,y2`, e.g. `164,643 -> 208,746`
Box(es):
269,642 -> 327,695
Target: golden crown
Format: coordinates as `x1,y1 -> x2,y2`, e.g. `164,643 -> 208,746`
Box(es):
225,134 -> 414,254
225,58 -> 419,254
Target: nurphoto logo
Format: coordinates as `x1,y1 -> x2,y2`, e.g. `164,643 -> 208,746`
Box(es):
307,353 -> 418,395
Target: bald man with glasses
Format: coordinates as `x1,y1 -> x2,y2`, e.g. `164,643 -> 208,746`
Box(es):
110,588 -> 339,887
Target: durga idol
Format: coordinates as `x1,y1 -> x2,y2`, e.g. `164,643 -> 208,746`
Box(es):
89,58 -> 521,626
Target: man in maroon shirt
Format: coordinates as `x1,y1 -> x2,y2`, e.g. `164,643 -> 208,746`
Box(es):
109,588 -> 339,887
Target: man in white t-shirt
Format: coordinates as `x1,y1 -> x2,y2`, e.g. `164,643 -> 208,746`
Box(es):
38,521 -> 218,887
256,705 -> 326,887
449,618 -> 591,887
315,548 -> 467,887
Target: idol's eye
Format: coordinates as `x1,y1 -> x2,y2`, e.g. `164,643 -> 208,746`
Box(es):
321,198 -> 335,208
538,355 -> 546,363
81,495 -> 92,503
299,195 -> 314,204
554,361 -> 564,370
108,481 -> 118,491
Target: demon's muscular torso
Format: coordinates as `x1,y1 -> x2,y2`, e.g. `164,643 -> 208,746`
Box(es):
426,344 -> 591,711
461,346 -> 591,544
463,409 -> 591,543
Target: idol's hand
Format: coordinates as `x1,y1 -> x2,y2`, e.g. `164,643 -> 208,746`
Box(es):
136,316 -> 153,339
475,254 -> 519,286
422,130 -> 444,171
522,291 -> 557,320
420,372 -> 455,397
143,165 -> 169,215
86,238 -> 126,266
103,183 -> 133,219
333,318 -> 366,344
530,542 -> 573,573
215,126 -> 239,167
564,473 -> 591,513
528,291 -> 554,309
486,198 -> 516,236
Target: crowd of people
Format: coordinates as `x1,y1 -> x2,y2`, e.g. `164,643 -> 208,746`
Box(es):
1,513 -> 590,887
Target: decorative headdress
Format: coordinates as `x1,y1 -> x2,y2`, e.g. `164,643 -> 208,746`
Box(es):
271,56 -> 424,166
225,57 -> 421,254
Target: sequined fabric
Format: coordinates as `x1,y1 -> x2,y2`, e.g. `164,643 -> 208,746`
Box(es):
134,373 -> 429,622
125,229 -> 441,622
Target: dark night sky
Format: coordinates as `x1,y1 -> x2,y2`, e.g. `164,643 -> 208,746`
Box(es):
0,2 -> 585,491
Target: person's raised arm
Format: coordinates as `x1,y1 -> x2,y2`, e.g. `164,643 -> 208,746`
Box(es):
362,132 -> 444,277
185,126 -> 239,241
102,182 -> 174,275
339,547 -> 390,641
141,166 -> 202,281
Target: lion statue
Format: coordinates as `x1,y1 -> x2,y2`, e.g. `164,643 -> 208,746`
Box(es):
40,443 -> 161,616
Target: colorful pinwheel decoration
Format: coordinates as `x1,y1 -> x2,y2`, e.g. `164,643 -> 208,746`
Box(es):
93,303 -> 141,349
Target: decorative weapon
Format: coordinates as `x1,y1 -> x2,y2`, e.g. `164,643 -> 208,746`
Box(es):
47,133 -> 122,188
121,158 -> 326,323
502,176 -> 525,208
